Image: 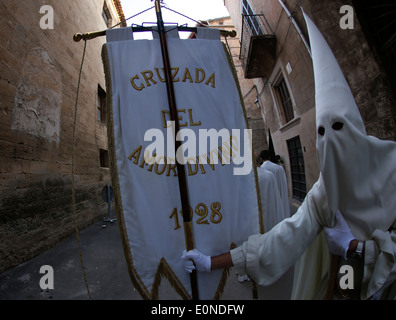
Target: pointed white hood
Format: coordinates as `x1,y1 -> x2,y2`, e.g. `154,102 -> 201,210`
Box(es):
303,12 -> 396,241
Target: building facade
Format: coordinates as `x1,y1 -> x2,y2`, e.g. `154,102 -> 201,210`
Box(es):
0,0 -> 125,273
205,16 -> 268,155
225,0 -> 396,201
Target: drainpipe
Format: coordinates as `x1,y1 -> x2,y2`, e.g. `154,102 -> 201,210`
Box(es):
278,0 -> 312,58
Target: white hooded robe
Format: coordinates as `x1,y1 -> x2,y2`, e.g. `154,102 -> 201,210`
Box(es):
230,12 -> 396,300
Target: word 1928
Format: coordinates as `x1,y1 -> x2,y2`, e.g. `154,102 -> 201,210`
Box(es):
170,202 -> 223,230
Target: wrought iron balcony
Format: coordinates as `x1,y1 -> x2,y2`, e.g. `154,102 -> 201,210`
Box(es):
239,13 -> 276,79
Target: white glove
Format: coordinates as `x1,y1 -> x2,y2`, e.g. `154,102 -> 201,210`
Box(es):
181,249 -> 211,273
324,210 -> 355,260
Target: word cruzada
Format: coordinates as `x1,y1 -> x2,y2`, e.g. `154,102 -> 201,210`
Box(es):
130,67 -> 216,91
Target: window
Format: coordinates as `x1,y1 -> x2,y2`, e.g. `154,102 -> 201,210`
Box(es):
100,149 -> 109,168
102,9 -> 109,27
274,74 -> 294,123
102,1 -> 112,28
97,85 -> 106,123
242,0 -> 264,36
287,136 -> 306,201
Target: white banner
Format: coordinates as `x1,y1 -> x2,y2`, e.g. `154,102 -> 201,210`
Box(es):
103,27 -> 262,299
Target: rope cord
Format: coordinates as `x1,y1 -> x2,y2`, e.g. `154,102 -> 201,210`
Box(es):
162,5 -> 210,27
110,6 -> 155,29
110,3 -> 211,30
71,39 -> 91,300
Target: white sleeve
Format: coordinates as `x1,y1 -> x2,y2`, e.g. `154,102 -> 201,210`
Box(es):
362,224 -> 396,299
231,181 -> 328,286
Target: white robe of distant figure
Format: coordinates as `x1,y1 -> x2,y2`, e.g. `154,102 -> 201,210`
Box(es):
260,160 -> 290,221
257,167 -> 283,232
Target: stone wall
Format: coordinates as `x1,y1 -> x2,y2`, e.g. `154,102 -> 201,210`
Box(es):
0,0 -> 120,273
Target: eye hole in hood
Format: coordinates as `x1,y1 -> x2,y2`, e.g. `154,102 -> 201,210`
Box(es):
318,126 -> 325,136
332,122 -> 344,131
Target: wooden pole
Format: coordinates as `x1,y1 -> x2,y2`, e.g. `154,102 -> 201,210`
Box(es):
154,0 -> 199,300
